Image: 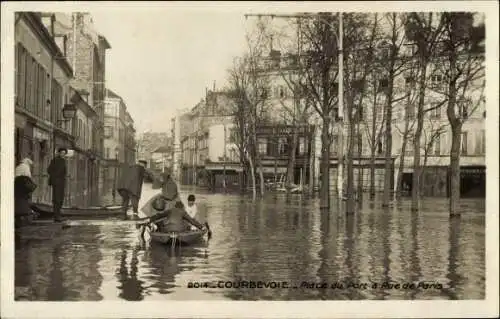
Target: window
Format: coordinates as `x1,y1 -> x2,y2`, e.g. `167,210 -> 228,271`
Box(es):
405,76 -> 415,85
229,128 -> 238,143
461,131 -> 468,155
260,88 -> 268,99
434,135 -> 441,155
353,134 -> 363,156
51,80 -> 63,126
475,129 -> 485,155
459,98 -> 470,119
25,54 -> 33,111
298,137 -> 306,155
330,135 -> 339,156
279,86 -> 285,98
430,73 -> 443,87
105,147 -> 110,159
353,79 -> 365,93
406,103 -> 415,119
378,78 -> 389,92
430,103 -> 441,118
104,126 -> 113,138
258,138 -> 267,155
278,137 -> 288,155
17,44 -> 27,107
377,140 -> 383,155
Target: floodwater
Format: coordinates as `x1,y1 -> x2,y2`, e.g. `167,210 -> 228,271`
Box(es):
15,183 -> 485,300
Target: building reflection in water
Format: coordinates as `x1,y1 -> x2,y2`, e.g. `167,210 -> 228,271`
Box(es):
15,225 -> 104,301
117,246 -> 146,300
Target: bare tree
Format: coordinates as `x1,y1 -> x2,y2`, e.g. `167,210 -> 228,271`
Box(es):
343,12 -> 380,213
227,30 -> 273,199
377,13 -> 413,208
433,12 -> 485,215
362,74 -> 387,199
420,116 -> 448,195
297,13 -> 340,208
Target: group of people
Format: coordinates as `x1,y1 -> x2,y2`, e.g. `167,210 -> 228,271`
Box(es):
15,147 -> 69,228
115,160 -> 207,233
15,148 -> 206,235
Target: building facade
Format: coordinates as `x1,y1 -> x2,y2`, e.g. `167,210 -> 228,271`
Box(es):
67,86 -> 99,206
15,12 -> 75,205
102,89 -> 136,194
52,12 -> 111,204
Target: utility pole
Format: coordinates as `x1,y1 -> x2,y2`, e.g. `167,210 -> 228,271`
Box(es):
245,12 -> 345,201
223,123 -> 227,192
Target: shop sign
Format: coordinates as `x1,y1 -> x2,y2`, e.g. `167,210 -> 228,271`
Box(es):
33,127 -> 50,141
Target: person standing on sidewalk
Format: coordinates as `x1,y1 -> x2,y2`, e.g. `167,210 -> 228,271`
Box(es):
47,148 -> 68,223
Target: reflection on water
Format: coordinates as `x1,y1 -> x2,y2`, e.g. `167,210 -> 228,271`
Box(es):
15,185 -> 485,300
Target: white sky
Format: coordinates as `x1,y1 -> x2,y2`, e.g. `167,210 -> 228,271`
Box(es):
89,9 -> 249,134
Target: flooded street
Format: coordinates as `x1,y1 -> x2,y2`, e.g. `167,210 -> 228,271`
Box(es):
15,183 -> 485,301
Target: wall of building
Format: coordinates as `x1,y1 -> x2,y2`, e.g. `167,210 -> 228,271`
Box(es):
15,14 -> 74,205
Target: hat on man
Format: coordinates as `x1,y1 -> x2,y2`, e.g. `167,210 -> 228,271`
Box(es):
57,147 -> 68,154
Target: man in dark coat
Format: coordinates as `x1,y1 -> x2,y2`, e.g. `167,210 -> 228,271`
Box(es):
161,169 -> 179,210
116,160 -> 149,219
48,147 -> 67,222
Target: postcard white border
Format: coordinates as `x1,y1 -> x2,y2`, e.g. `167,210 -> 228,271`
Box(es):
1,1 -> 498,318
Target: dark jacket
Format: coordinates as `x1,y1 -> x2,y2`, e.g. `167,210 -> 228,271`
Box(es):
151,207 -> 204,233
161,176 -> 179,201
116,164 -> 146,198
15,176 -> 37,216
47,156 -> 67,187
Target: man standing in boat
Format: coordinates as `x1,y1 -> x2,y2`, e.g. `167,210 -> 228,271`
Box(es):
47,148 -> 68,223
161,168 -> 179,210
116,160 -> 150,219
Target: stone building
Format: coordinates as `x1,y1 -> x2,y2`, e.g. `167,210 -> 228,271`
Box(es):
15,12 -> 75,205
102,88 -> 136,194
51,12 -> 111,203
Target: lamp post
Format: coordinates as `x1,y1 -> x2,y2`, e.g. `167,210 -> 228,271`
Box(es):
223,123 -> 227,192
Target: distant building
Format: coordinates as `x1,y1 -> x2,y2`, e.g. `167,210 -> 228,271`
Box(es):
136,131 -> 171,168
102,88 -> 136,194
178,91 -> 242,188
150,145 -> 173,172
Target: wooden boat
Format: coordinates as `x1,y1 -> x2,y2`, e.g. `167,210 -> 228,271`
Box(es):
31,202 -> 125,218
150,229 -> 208,246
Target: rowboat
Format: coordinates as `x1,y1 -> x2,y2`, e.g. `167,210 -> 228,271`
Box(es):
31,202 -> 125,218
150,229 -> 208,246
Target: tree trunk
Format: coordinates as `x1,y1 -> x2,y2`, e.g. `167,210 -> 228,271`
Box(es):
369,149 -> 376,199
346,114 -> 356,214
411,62 -> 427,212
449,123 -> 461,215
382,84 -> 394,207
246,152 -> 256,200
356,123 -> 363,200
395,138 -> 408,200
303,137 -> 308,194
309,126 -> 315,196
320,117 -> 331,208
287,125 -> 299,190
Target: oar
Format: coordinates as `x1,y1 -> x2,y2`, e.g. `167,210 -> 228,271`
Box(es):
204,222 -> 212,240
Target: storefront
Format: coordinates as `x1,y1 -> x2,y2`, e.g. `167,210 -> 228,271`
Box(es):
460,166 -> 486,198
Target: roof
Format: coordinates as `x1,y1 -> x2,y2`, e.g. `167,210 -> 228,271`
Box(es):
152,146 -> 172,153
105,88 -> 122,100
99,35 -> 111,50
23,13 -> 73,77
